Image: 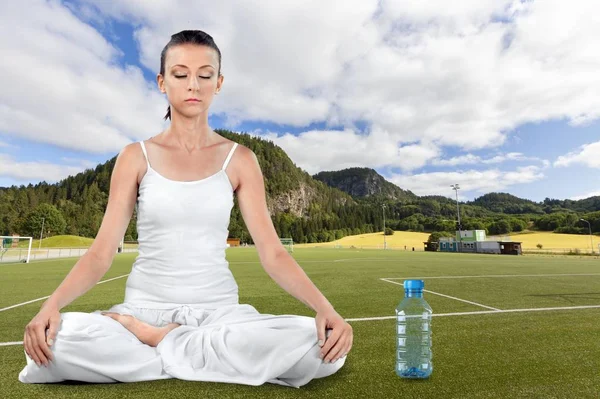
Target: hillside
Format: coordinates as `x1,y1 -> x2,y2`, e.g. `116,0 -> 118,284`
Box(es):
0,130 -> 381,245
312,167 -> 415,201
1,129 -> 599,245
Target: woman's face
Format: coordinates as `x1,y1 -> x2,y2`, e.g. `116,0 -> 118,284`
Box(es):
157,43 -> 223,118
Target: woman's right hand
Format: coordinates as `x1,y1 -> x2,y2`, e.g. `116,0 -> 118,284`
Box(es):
23,307 -> 61,367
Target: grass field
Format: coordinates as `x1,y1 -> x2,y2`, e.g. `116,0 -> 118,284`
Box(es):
1,248 -> 599,398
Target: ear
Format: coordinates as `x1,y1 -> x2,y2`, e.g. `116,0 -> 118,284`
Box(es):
216,74 -> 224,92
157,74 -> 166,93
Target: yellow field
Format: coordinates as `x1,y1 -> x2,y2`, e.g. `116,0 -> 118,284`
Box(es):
295,231 -> 598,253
509,231 -> 597,251
295,231 -> 430,250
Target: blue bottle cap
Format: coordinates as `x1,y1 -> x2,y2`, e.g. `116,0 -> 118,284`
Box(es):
403,279 -> 424,291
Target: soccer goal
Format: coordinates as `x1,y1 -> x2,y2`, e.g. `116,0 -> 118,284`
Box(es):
0,236 -> 33,263
280,238 -> 294,253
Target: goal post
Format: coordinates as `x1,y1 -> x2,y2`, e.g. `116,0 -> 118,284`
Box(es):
0,236 -> 33,263
280,237 -> 294,253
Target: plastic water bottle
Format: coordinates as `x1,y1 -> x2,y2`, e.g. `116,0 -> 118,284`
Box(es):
395,279 -> 433,378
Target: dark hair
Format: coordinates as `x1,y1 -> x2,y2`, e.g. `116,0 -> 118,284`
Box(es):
160,30 -> 222,120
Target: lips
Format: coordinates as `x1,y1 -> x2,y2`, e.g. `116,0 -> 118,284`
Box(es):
185,98 -> 200,102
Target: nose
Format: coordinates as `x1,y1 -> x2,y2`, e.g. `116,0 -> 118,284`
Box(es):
187,76 -> 200,91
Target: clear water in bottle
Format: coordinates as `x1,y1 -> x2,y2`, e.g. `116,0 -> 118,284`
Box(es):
395,279 -> 433,378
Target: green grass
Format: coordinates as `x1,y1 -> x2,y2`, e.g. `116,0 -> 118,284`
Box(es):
13,235 -> 95,249
1,248 -> 599,398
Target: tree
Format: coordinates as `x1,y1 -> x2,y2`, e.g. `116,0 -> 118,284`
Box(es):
428,231 -> 454,243
21,203 -> 66,237
488,219 -> 511,235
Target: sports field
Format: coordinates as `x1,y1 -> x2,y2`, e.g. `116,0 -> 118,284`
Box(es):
1,248 -> 599,398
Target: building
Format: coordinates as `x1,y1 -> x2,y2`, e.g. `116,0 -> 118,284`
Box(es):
438,230 -> 522,255
438,237 -> 458,252
227,238 -> 241,247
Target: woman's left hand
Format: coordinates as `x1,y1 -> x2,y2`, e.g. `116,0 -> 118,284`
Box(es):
315,308 -> 353,363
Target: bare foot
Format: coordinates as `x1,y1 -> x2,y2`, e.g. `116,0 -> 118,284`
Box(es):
101,312 -> 180,347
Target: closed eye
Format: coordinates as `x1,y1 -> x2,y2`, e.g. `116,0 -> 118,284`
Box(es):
174,75 -> 211,79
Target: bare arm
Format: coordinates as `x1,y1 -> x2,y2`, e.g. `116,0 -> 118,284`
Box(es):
234,145 -> 353,363
234,146 -> 334,314
41,143 -> 141,312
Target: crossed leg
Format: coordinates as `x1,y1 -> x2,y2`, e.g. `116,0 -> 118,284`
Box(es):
101,312 -> 179,347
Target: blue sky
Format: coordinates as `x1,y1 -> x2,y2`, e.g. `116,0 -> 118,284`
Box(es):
1,0 -> 598,202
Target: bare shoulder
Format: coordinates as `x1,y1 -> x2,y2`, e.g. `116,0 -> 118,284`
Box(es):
223,141 -> 259,192
116,141 -> 148,185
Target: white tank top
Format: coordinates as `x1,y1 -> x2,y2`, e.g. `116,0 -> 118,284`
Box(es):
124,140 -> 240,309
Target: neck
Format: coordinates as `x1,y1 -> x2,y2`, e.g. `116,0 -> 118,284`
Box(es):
165,110 -> 213,151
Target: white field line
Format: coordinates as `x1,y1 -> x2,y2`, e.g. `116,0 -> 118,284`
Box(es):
382,273 -> 600,279
3,304 -> 600,347
0,274 -> 130,313
346,304 -> 600,322
333,258 -> 395,262
380,278 -> 501,311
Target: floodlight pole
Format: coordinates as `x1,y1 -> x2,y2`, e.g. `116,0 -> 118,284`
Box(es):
580,218 -> 593,254
39,217 -> 45,250
382,203 -> 387,250
451,184 -> 461,252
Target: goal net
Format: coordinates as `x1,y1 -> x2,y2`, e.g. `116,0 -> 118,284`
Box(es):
280,237 -> 294,253
0,236 -> 33,264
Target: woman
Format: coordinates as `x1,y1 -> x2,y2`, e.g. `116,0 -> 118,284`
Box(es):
19,30 -> 352,388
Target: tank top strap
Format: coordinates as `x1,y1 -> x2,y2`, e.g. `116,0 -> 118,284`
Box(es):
139,141 -> 151,167
222,142 -> 238,171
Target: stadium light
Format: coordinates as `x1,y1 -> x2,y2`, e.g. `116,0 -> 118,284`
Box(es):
450,184 -> 462,251
580,218 -> 594,254
39,217 -> 45,250
382,203 -> 387,250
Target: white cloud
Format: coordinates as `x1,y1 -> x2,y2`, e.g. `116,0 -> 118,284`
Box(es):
388,165 -> 545,197
554,141 -> 600,168
571,191 -> 600,201
2,0 -> 600,188
0,140 -> 16,149
432,152 -> 548,167
0,0 -> 166,154
0,154 -> 91,183
60,157 -> 97,169
82,0 -> 600,150
256,127 -> 439,174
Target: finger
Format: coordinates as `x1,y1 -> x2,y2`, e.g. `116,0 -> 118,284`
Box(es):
39,327 -> 54,363
23,332 -> 32,361
315,317 -> 326,348
31,327 -> 48,366
342,340 -> 352,358
46,317 -> 60,361
324,337 -> 346,363
26,330 -> 43,366
346,333 -> 353,355
332,329 -> 353,362
320,329 -> 341,358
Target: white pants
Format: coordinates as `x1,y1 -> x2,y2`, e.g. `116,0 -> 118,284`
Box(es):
18,303 -> 346,388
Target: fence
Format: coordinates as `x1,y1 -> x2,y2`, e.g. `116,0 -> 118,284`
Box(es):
0,247 -> 138,264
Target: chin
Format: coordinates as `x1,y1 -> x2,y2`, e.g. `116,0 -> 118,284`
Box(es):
176,107 -> 209,118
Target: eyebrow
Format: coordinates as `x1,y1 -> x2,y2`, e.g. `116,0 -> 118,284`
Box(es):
170,64 -> 215,70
